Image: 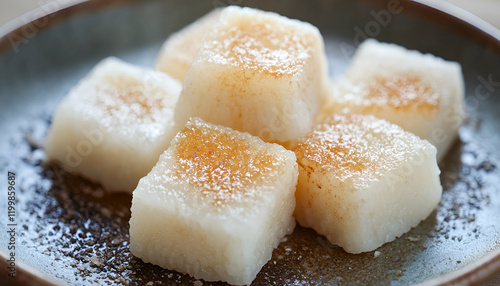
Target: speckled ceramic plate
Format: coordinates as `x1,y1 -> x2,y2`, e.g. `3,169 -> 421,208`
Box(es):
1,0 -> 500,285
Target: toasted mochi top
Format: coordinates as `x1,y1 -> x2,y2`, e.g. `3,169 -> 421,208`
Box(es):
357,73 -> 439,111
293,113 -> 430,189
198,6 -> 318,77
162,118 -> 292,207
337,39 -> 461,113
71,57 -> 180,140
97,74 -> 166,120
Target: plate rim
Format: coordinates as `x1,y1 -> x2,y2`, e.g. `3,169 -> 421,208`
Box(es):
0,0 -> 499,285
362,0 -> 500,53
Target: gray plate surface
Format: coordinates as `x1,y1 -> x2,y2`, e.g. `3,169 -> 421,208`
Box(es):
0,0 -> 499,285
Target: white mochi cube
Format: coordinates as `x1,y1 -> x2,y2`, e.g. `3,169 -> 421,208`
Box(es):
155,8 -> 221,81
324,39 -> 465,161
129,118 -> 298,285
44,57 -> 181,193
293,113 -> 442,254
174,6 -> 330,144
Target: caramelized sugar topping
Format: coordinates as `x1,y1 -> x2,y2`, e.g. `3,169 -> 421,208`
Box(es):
174,121 -> 277,204
294,114 -> 418,188
365,74 -> 438,110
203,16 -> 315,77
96,75 -> 165,119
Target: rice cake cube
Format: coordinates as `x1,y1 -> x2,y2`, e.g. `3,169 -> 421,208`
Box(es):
293,113 -> 442,254
324,39 -> 465,161
129,117 -> 298,285
174,6 -> 330,143
155,8 -> 221,81
44,57 -> 181,193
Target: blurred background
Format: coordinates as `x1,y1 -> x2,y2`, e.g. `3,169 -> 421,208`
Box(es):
0,0 -> 499,285
0,0 -> 499,29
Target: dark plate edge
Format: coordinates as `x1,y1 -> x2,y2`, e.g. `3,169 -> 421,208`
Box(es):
417,247 -> 500,286
410,0 -> 500,53
0,0 -> 499,285
363,0 -> 500,54
0,249 -> 59,285
0,0 -> 135,55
